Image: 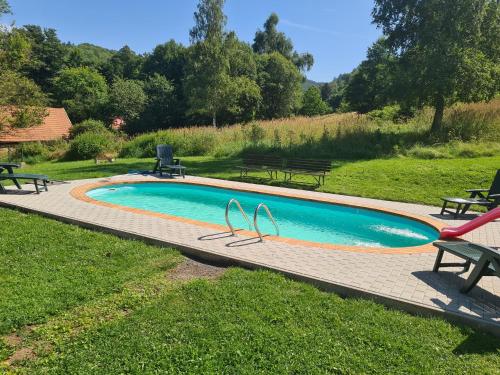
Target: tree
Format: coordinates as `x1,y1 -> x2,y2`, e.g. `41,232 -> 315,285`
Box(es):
131,74 -> 177,132
66,43 -> 114,70
253,13 -> 314,71
373,0 -> 500,132
142,40 -> 186,85
102,45 -> 143,82
52,67 -> 108,122
0,3 -> 48,133
0,28 -> 31,72
225,32 -> 257,80
327,72 -> 351,112
108,79 -> 146,123
257,52 -> 302,119
184,0 -> 229,127
344,39 -> 398,113
218,76 -> 261,124
0,0 -> 11,17
301,86 -> 330,116
320,83 -> 332,102
0,70 -> 47,132
18,25 -> 67,92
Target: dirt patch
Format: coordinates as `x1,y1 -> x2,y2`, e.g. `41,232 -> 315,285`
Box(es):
168,258 -> 226,281
3,334 -> 22,347
6,347 -> 36,365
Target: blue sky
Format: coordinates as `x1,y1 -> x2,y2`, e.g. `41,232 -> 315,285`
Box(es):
4,0 -> 381,82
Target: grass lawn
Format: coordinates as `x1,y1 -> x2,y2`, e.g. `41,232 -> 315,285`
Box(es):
0,208 -> 499,373
17,154 -> 500,207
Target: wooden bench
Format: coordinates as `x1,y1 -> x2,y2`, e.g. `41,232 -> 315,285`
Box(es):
236,154 -> 283,179
433,241 -> 500,293
0,173 -> 49,194
282,158 -> 332,185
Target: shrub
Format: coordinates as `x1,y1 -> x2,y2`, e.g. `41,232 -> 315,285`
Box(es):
243,122 -> 265,145
367,105 -> 401,122
12,142 -> 51,163
120,129 -> 216,158
69,119 -> 108,139
68,131 -> 118,160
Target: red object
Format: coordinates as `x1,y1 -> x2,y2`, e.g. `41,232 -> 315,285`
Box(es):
439,207 -> 500,239
111,117 -> 125,131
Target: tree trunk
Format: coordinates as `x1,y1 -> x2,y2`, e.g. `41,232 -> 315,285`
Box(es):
431,95 -> 445,132
212,112 -> 217,128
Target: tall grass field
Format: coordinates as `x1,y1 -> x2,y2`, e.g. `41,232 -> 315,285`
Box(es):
120,99 -> 500,160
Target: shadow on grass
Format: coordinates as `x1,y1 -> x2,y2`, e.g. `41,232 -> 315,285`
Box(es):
183,157 -> 240,176
235,176 -> 320,190
36,161 -> 153,180
238,127 -> 432,160
453,331 -> 500,355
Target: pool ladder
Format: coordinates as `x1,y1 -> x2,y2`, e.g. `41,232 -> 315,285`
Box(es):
225,199 -> 279,241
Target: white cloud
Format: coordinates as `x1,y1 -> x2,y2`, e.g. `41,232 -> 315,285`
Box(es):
281,19 -> 343,36
281,19 -> 364,38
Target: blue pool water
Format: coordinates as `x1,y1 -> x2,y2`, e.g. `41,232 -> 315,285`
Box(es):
87,183 -> 439,248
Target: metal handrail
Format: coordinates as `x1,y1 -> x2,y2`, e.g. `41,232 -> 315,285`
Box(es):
254,203 -> 279,241
225,198 -> 252,235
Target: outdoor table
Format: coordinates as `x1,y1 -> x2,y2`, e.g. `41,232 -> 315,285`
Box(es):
0,162 -> 22,189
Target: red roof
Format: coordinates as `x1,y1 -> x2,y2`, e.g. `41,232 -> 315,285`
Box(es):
0,108 -> 72,144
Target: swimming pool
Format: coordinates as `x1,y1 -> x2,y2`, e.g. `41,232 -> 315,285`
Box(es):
86,182 -> 439,248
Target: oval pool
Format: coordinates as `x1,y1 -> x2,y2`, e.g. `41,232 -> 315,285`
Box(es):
86,182 -> 439,248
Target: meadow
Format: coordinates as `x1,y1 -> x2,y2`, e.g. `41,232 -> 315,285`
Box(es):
119,100 -> 500,160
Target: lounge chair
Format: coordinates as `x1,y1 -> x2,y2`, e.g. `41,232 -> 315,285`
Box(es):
440,170 -> 500,218
0,173 -> 49,194
152,145 -> 186,178
433,241 -> 500,293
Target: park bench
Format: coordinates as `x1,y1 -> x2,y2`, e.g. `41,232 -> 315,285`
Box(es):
433,241 -> 500,293
236,154 -> 283,179
281,158 -> 332,186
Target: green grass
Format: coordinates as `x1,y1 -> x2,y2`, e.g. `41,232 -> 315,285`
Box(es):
17,154 -> 499,207
0,205 -> 499,373
24,270 -> 500,373
0,207 -> 181,336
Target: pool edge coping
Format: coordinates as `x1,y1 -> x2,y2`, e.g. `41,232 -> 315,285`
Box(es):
70,178 -> 447,255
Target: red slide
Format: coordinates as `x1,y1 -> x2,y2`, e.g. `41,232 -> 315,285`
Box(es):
439,207 -> 500,239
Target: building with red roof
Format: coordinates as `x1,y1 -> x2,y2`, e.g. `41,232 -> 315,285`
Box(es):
0,108 -> 72,145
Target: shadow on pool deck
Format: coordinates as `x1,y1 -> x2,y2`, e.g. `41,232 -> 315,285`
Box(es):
413,270 -> 500,323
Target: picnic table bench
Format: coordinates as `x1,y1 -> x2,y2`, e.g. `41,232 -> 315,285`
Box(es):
0,162 -> 49,194
0,163 -> 22,189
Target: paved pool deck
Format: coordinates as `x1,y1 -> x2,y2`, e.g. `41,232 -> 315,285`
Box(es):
0,174 -> 499,335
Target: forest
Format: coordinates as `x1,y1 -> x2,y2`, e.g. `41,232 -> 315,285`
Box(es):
0,0 -> 325,131
1,0 -> 497,134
